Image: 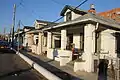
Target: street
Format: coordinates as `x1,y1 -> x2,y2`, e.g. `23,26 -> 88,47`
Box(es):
0,49 -> 47,80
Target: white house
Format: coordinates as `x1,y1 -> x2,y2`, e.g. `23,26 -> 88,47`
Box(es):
42,5 -> 120,72
22,26 -> 35,47
23,5 -> 120,73
26,20 -> 57,54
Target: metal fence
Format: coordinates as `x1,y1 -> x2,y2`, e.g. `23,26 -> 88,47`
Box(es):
104,56 -> 120,80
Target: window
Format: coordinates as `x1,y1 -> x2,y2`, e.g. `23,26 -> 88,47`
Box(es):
116,12 -> 120,15
54,35 -> 61,48
55,39 -> 61,48
66,12 -> 71,21
36,38 -> 38,45
66,34 -> 73,50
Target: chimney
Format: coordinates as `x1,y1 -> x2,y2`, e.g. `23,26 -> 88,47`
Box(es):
88,4 -> 96,14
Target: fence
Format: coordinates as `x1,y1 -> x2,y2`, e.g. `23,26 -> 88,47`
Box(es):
104,56 -> 120,80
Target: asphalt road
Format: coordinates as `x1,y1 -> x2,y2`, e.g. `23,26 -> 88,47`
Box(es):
0,48 -> 47,80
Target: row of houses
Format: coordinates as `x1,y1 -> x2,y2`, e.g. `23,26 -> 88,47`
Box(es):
13,4 -> 120,73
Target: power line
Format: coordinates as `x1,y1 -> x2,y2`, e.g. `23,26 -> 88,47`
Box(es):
75,0 -> 88,9
16,0 -> 88,29
20,20 -> 24,27
53,0 -> 88,23
16,0 -> 24,8
53,16 -> 64,23
48,0 -> 88,26
31,10 -> 43,19
49,0 -> 65,6
17,0 -> 43,20
11,0 -> 24,33
13,0 -> 43,31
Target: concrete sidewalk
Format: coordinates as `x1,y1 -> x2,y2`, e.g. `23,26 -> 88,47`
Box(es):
21,50 -> 98,80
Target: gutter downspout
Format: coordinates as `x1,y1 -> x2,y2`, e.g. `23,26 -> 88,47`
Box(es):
94,22 -> 99,55
92,22 -> 99,53
95,22 -> 100,74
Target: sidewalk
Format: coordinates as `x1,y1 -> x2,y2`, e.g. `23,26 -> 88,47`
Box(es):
21,50 -> 98,80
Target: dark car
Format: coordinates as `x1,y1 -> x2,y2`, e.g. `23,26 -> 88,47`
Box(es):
13,42 -> 24,50
0,40 -> 9,49
0,40 -> 12,53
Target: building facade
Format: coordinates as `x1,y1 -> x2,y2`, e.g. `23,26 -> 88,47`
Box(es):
98,8 -> 120,22
22,5 -> 120,73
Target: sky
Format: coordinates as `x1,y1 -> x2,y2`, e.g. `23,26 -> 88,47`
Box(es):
0,0 -> 120,34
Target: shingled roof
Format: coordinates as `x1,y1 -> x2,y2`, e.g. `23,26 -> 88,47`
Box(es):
60,5 -> 88,16
36,20 -> 58,25
43,13 -> 120,31
23,26 -> 35,29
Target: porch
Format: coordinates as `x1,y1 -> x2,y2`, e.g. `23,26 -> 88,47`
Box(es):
46,23 -> 97,72
45,20 -> 120,73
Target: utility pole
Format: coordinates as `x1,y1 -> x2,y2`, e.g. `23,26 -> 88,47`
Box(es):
11,4 -> 16,47
4,27 -> 6,40
9,28 -> 12,43
17,20 -> 20,52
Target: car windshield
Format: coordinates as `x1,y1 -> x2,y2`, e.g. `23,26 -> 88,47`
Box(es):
0,41 -> 9,46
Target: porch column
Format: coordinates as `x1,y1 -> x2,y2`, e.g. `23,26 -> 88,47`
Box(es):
84,24 -> 95,72
28,34 -> 34,46
47,32 -> 52,49
52,35 -> 55,48
23,34 -> 26,46
61,29 -> 67,50
38,32 -> 42,54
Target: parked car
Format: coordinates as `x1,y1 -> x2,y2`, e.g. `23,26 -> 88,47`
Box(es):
12,42 -> 24,50
0,40 -> 9,49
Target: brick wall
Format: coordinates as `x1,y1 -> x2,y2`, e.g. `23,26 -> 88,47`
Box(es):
98,8 -> 120,22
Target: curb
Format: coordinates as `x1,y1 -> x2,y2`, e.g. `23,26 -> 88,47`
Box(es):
12,48 -> 62,80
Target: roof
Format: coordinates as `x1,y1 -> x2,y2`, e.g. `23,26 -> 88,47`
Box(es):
36,19 -> 58,26
16,29 -> 23,32
60,5 -> 88,16
23,26 -> 35,29
19,29 -> 23,31
23,20 -> 58,34
16,29 -> 23,33
43,13 -> 120,31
